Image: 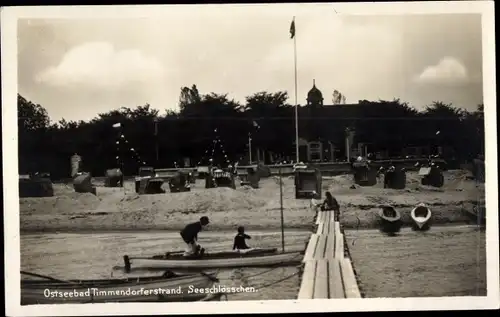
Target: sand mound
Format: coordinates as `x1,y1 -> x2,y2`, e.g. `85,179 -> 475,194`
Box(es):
19,170 -> 483,232
20,193 -> 102,215
323,174 -> 354,188
20,186 -> 267,215
19,178 -> 314,232
114,187 -> 267,214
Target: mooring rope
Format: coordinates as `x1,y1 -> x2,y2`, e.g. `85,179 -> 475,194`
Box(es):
250,271 -> 300,290
218,254 -> 303,281
236,264 -> 290,279
352,215 -> 361,246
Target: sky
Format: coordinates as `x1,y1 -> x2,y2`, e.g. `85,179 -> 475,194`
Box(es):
16,4 -> 484,122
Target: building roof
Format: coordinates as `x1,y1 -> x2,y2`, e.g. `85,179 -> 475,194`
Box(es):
307,79 -> 323,104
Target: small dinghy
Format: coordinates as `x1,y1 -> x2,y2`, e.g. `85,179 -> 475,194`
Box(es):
21,270 -> 221,304
123,247 -> 303,272
411,203 -> 432,231
377,205 -> 403,235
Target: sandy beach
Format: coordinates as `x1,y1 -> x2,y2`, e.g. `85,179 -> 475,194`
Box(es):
20,170 -> 484,233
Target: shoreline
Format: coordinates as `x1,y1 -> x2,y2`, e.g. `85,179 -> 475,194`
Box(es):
19,172 -> 485,234
19,227 -> 314,235
19,203 -> 481,232
19,223 -> 482,235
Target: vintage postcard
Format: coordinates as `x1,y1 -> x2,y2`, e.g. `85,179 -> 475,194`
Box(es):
2,2 -> 499,316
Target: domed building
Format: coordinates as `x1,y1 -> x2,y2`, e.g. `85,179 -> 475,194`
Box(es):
306,79 -> 324,106
289,80 -> 436,164
297,79 -> 365,162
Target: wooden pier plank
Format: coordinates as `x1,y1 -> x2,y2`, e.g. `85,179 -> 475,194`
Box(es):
320,210 -> 326,223
328,259 -> 346,298
334,221 -> 341,233
340,258 -> 362,298
303,234 -> 319,262
315,211 -> 321,224
316,222 -> 325,235
300,209 -> 362,300
314,234 -> 328,259
315,211 -> 321,225
324,234 -> 335,259
313,260 -> 329,298
297,260 -> 317,299
330,220 -> 337,233
328,217 -> 336,233
334,222 -> 344,259
335,233 -> 344,259
324,220 -> 330,234
326,210 -> 333,224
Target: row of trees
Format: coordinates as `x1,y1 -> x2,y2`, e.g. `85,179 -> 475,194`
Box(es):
18,85 -> 484,178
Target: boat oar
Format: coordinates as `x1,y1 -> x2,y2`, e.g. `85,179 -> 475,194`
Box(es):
165,250 -> 184,256
21,271 -> 78,285
124,251 -> 186,272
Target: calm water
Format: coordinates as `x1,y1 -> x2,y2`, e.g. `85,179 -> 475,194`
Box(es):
21,230 -> 310,301
345,225 -> 487,297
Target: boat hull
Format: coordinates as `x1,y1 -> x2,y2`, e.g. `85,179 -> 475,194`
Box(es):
377,206 -> 402,234
158,247 -> 279,260
411,204 -> 432,231
127,251 -> 303,270
21,273 -> 217,305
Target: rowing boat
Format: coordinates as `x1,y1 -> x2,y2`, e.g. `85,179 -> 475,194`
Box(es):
411,203 -> 432,231
123,247 -> 303,271
377,205 -> 402,235
21,271 -> 219,304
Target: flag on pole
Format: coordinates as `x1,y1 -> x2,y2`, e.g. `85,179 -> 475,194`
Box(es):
112,122 -> 121,128
290,18 -> 295,39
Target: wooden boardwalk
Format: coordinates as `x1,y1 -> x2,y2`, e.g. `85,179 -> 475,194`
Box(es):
297,209 -> 362,299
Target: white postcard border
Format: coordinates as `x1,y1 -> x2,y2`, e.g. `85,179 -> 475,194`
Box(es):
2,2 -> 498,315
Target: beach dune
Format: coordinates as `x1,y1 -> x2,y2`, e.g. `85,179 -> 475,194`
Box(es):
19,170 -> 484,233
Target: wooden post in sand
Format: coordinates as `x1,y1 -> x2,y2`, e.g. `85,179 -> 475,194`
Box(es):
123,255 -> 131,273
279,166 -> 285,252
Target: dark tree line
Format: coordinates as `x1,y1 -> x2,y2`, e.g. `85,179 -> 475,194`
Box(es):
17,86 -> 484,179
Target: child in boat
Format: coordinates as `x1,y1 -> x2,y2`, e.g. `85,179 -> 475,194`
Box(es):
233,226 -> 251,251
180,216 -> 209,257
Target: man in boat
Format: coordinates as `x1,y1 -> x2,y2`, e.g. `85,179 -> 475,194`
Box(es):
233,226 -> 251,251
180,216 -> 210,257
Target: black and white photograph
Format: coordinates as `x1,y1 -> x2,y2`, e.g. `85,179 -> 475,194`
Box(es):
2,2 -> 499,316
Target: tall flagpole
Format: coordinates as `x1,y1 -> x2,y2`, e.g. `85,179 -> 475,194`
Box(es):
293,16 -> 299,164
